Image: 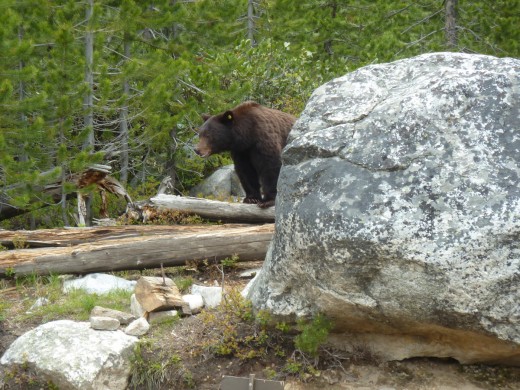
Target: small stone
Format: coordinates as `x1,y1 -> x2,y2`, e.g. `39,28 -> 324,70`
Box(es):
192,284 -> 222,308
91,306 -> 135,325
124,318 -> 149,336
239,268 -> 262,279
130,294 -> 146,318
90,316 -> 120,331
182,294 -> 204,314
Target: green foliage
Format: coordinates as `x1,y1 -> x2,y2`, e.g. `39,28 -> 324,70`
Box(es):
220,253 -> 240,269
173,276 -> 194,293
0,300 -> 7,322
0,0 -> 517,228
5,267 -> 15,278
294,313 -> 333,356
199,289 -> 269,359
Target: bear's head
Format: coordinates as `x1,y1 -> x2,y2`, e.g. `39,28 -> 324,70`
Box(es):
194,111 -> 235,157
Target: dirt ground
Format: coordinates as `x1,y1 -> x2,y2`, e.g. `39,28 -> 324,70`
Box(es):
1,260 -> 520,389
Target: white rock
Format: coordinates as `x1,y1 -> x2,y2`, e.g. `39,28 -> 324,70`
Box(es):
182,293 -> 204,314
130,293 -> 145,318
90,316 -> 120,331
0,320 -> 137,390
124,317 -> 149,336
63,273 -> 136,295
191,284 -> 222,308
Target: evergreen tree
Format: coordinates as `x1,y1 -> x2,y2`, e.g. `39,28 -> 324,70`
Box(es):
0,0 -> 518,228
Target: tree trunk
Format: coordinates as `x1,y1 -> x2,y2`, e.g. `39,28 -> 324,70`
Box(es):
247,0 -> 256,46
82,0 -> 95,226
120,33 -> 131,185
0,224 -> 274,276
83,0 -> 94,149
445,0 -> 458,49
142,194 -> 275,223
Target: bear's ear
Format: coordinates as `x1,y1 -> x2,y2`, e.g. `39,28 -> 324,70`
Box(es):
222,111 -> 234,124
201,114 -> 211,122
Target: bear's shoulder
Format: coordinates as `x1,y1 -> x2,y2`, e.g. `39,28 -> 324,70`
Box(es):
233,101 -> 261,114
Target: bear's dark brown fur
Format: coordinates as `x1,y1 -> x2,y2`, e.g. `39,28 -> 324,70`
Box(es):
195,101 -> 296,208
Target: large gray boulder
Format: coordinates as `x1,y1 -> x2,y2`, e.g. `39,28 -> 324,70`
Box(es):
0,320 -> 138,389
248,53 -> 520,365
190,164 -> 245,199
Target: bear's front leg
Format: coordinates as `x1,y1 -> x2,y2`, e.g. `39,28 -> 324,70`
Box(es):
231,151 -> 262,205
256,155 -> 281,208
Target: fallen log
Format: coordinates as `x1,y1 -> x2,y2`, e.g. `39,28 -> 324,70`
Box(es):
143,194 -> 275,224
0,224 -> 273,276
0,225 -> 226,248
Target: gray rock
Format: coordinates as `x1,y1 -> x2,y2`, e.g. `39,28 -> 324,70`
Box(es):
0,320 -> 137,390
91,306 -> 135,325
191,284 -> 222,308
248,53 -> 520,365
124,317 -> 150,336
90,316 -> 120,331
189,164 -> 245,199
63,273 -> 136,295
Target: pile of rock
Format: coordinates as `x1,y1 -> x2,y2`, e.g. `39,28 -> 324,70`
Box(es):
0,272 -> 224,390
76,274 -> 223,336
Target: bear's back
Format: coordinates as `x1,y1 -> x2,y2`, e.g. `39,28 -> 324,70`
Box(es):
233,101 -> 296,145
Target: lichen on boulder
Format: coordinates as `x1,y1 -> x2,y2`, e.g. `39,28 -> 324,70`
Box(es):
248,52 -> 520,365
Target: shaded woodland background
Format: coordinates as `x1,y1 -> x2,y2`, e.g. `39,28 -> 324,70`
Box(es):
0,0 -> 518,229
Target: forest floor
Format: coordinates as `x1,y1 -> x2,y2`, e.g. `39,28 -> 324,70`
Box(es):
1,259 -> 520,389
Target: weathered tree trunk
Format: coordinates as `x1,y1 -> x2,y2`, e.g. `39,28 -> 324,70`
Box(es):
142,194 -> 275,223
0,224 -> 273,276
83,0 -> 95,149
445,0 -> 458,49
120,33 -> 131,186
82,0 -> 95,226
247,0 -> 256,46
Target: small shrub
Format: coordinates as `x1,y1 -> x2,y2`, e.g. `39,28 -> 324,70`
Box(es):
5,267 -> 15,278
174,276 -> 194,293
12,234 -> 29,249
294,314 -> 333,357
220,253 -> 240,268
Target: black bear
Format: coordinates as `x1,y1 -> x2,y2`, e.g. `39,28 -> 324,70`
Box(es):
195,101 -> 296,208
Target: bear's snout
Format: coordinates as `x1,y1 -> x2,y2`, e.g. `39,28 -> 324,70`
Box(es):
194,138 -> 211,157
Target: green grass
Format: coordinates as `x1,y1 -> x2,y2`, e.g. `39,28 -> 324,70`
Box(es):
33,288 -> 133,322
9,273 -> 133,322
